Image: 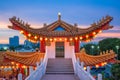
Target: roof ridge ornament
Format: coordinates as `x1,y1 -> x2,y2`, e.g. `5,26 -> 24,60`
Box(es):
58,12 -> 61,21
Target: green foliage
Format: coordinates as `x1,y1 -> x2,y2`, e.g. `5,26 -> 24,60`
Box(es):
98,38 -> 120,60
111,64 -> 120,80
83,43 -> 100,55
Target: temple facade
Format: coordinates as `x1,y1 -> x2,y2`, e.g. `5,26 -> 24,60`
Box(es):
8,13 -> 113,59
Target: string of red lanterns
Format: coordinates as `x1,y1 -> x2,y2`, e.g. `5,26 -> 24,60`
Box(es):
19,29 -> 102,43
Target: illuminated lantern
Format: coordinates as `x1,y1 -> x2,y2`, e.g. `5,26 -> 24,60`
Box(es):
92,32 -> 96,35
45,38 -> 48,41
40,37 -> 43,41
11,62 -> 14,65
64,38 -> 67,41
50,38 -> 53,41
34,36 -> 38,39
75,37 -> 78,40
95,64 -> 99,68
99,30 -> 102,33
59,38 -> 62,41
54,38 -> 57,41
86,35 -> 89,38
28,33 -> 31,37
104,62 -> 107,65
84,67 -> 87,70
70,38 -> 73,41
20,30 -> 24,34
1,66 -> 3,68
101,63 -> 104,66
80,36 -> 83,40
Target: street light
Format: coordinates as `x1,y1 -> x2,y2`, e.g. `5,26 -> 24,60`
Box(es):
97,46 -> 100,55
116,45 -> 119,60
91,45 -> 95,55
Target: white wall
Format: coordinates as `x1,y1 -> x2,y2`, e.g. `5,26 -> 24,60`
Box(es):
46,42 -> 55,58
46,39 -> 74,59
64,41 -> 74,58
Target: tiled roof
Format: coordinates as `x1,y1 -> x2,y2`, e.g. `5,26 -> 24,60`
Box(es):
8,15 -> 113,37
0,52 -> 44,66
76,49 -> 116,66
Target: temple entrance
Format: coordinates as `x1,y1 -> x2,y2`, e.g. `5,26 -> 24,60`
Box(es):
55,42 -> 64,58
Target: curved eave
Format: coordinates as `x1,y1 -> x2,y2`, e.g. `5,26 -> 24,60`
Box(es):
76,49 -> 116,66
3,52 -> 44,66
8,15 -> 113,37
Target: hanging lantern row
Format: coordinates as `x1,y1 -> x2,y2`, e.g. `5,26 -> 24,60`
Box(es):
19,29 -> 102,43
95,62 -> 107,68
83,62 -> 107,70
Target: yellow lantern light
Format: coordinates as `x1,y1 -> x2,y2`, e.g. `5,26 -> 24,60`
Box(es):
75,37 -> 78,40
70,38 -> 73,41
11,62 -> 14,65
104,62 -> 107,65
45,38 -> 48,41
92,32 -> 96,35
95,64 -> 99,68
86,35 -> 89,38
16,63 -> 19,66
84,67 -> 87,70
99,30 -> 102,33
101,63 -> 104,66
20,30 -> 24,34
1,66 -> 3,68
34,36 -> 38,39
64,38 -> 67,41
54,38 -> 57,41
80,36 -> 83,40
40,37 -> 43,41
28,33 -> 31,37
12,66 -> 15,69
50,38 -> 52,41
22,65 -> 26,68
59,38 -> 62,41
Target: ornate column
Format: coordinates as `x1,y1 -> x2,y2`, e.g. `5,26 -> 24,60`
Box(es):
74,40 -> 80,53
40,39 -> 45,53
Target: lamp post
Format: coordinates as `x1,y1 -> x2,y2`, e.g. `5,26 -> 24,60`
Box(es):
116,45 -> 119,60
97,46 -> 100,55
91,45 -> 95,55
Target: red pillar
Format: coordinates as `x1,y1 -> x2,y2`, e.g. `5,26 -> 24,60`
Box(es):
74,40 -> 80,53
40,40 -> 45,53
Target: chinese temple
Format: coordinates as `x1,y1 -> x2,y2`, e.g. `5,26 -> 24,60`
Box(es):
0,13 -> 118,80
8,13 -> 113,58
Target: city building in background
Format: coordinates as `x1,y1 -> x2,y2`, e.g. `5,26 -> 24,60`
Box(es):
9,36 -> 19,47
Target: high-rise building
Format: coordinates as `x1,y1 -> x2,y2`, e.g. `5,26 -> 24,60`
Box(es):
9,36 -> 19,47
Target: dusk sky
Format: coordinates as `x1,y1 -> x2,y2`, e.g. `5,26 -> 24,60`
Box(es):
0,0 -> 120,44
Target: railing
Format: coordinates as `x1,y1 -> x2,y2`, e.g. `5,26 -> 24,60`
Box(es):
25,52 -> 48,80
72,47 -> 96,80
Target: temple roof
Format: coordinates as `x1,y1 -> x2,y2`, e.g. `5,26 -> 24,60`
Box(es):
8,15 -> 113,38
0,50 -> 119,67
76,49 -> 117,66
0,52 -> 44,66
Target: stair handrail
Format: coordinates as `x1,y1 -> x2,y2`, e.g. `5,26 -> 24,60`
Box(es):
72,46 -> 95,80
25,52 -> 48,80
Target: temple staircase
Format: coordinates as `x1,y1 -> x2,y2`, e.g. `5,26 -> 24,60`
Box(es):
41,58 -> 79,80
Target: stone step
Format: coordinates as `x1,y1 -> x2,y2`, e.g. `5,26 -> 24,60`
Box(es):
46,71 -> 74,74
41,74 -> 80,80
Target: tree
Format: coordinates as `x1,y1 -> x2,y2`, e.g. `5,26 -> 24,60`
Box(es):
99,38 -> 120,60
111,64 -> 120,80
83,43 -> 99,55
